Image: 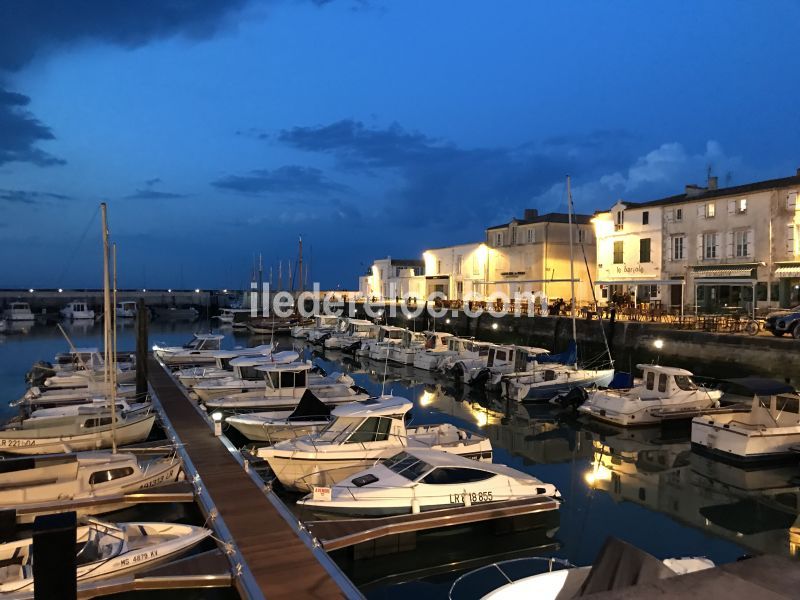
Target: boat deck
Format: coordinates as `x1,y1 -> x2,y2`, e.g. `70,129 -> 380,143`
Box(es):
307,496 -> 560,551
147,356 -> 352,600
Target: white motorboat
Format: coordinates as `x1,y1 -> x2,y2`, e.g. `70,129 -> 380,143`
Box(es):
297,447 -> 557,516
0,518 -> 211,594
203,361 -> 365,410
324,319 -> 378,350
3,301 -> 34,321
502,364 -> 616,402
452,344 -> 549,389
0,451 -> 182,523
213,308 -> 236,325
258,395 -> 493,491
578,364 -> 722,427
174,344 -> 274,386
153,333 -> 224,365
16,382 -> 138,412
60,300 -> 96,320
190,351 -> 301,402
359,325 -> 406,359
0,410 -> 156,455
26,398 -> 150,420
448,538 -> 713,600
292,314 -> 341,339
692,390 -> 800,464
46,347 -> 136,387
407,331 -> 453,368
115,301 -> 138,318
434,337 -> 493,374
225,389 -> 334,442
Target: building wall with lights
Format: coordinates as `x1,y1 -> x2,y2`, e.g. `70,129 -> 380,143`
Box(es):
421,242 -> 487,300
357,257 -> 425,300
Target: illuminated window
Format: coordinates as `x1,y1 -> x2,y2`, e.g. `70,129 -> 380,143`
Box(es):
705,202 -> 715,218
613,241 -> 624,264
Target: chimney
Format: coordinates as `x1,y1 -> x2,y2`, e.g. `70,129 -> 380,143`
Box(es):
796,167 -> 800,177
707,176 -> 718,190
523,208 -> 539,220
684,184 -> 707,198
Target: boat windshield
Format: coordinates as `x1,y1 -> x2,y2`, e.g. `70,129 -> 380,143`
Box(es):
383,452 -> 432,481
316,417 -> 363,443
674,375 -> 697,391
184,338 -> 202,349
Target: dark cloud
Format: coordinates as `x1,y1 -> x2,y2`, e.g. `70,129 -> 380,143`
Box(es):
144,177 -> 162,186
0,86 -> 64,166
0,188 -> 71,204
124,189 -> 188,200
212,165 -> 349,196
278,119 -> 627,226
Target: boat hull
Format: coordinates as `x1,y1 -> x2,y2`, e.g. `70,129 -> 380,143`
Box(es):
691,418 -> 800,464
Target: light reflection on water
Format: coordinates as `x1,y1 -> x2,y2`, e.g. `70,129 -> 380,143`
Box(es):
2,321 -> 798,599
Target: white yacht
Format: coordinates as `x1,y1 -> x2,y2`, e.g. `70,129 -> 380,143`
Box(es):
225,389 -> 333,442
297,447 -> 557,516
434,337 -> 493,374
451,344 -> 549,389
3,301 -> 34,321
60,300 -> 96,320
502,363 -> 616,402
579,364 -> 722,427
153,333 -> 225,365
307,316 -> 348,343
692,390 -> 800,463
258,395 -> 493,492
0,409 -> 156,455
0,518 -> 211,593
203,361 -> 366,410
115,301 -> 138,318
406,331 -> 453,368
213,308 -> 236,325
174,344 -> 274,386
449,538 -> 713,600
0,451 -> 182,523
190,351 -> 301,402
292,314 -> 340,339
362,325 -> 407,359
324,319 -> 378,350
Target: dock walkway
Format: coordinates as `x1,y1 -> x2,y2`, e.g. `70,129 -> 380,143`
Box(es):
147,356 -> 353,600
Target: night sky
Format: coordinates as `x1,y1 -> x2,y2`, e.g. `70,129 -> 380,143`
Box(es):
1,0 -> 798,290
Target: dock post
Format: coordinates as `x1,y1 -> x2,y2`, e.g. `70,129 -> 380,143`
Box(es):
136,298 -> 149,400
33,511 -> 77,600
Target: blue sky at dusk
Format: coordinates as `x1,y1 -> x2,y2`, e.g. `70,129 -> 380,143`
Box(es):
1,0 -> 798,290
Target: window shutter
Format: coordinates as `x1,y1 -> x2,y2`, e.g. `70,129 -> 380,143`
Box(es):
789,225 -> 796,256
728,200 -> 736,215
788,192 -> 797,211
747,228 -> 754,258
696,234 -> 704,260
665,208 -> 673,222
668,236 -> 673,261
726,232 -> 734,258
714,234 -> 720,259
697,205 -> 705,219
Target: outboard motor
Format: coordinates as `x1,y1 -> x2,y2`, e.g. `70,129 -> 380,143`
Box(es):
25,361 -> 54,388
469,368 -> 491,388
447,362 -> 466,380
342,340 -> 361,355
552,386 -> 589,410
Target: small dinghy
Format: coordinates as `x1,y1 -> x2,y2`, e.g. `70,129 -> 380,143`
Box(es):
0,518 -> 211,594
0,451 -> 182,523
226,389 -> 333,442
297,447 -> 558,517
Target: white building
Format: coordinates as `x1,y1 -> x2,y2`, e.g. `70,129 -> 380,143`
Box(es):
422,242 -> 487,300
358,257 -> 425,301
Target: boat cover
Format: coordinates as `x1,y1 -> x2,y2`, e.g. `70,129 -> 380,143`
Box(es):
721,377 -> 795,397
537,341 -> 577,365
576,537 -> 675,596
287,390 -> 332,422
608,372 -> 633,389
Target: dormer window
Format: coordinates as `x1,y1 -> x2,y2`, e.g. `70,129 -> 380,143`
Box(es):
495,232 -> 504,246
615,210 -> 624,230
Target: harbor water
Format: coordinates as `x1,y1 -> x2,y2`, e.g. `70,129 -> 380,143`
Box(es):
2,319 -> 797,599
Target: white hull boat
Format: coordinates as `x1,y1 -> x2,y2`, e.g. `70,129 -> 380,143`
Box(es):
324,319 -> 378,350
153,333 -> 224,365
502,366 -> 616,401
0,451 -> 182,523
259,396 -> 493,492
115,301 -> 138,318
297,448 -> 557,516
26,399 -> 150,420
60,301 -> 95,320
17,383 -> 138,411
0,519 -> 211,594
225,390 -> 333,442
3,302 -> 35,321
579,364 -> 722,427
174,344 -> 274,386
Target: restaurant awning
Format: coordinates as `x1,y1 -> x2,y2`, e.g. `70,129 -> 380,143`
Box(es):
775,263 -> 800,277
693,267 -> 754,278
594,279 -> 683,286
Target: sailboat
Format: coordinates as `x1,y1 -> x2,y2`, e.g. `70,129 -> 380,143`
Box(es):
501,177 -> 615,401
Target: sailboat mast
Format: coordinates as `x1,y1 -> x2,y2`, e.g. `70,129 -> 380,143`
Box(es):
100,202 -> 117,452
566,176 -> 578,369
111,242 -> 118,453
298,236 -> 303,293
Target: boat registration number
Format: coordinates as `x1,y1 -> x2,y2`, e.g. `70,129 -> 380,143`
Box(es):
450,491 -> 493,504
0,439 -> 36,448
313,486 -> 332,501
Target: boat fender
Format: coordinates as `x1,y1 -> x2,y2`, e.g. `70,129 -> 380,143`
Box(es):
411,498 -> 421,514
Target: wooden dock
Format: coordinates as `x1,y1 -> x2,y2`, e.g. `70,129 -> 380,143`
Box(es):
306,496 -> 560,551
147,356 -> 358,600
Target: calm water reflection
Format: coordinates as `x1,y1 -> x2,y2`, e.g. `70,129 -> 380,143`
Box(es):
1,321 -> 797,599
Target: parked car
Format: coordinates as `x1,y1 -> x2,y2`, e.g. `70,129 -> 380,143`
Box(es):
764,305 -> 800,338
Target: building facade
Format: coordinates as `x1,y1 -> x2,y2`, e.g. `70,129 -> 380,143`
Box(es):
358,257 -> 425,300
421,242 -> 487,300
594,171 -> 800,312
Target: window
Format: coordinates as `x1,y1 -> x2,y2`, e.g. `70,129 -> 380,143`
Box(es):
642,211 -> 649,225
645,371 -> 654,390
85,417 -> 113,429
437,260 -> 442,275
789,224 -> 797,256
89,467 -> 135,485
658,374 -> 667,393
675,208 -> 683,221
671,235 -> 685,260
421,467 -> 495,485
472,255 -> 480,276
495,232 -> 503,246
383,453 -> 432,481
703,233 -> 718,259
346,416 -> 392,443
510,226 -> 517,244
578,229 -> 586,243
615,210 -> 624,230
734,230 -> 750,258
526,228 -> 535,243
639,238 -> 651,263
674,376 -> 697,391
455,255 -> 462,275
705,202 -> 715,218
788,192 -> 797,211
737,198 -> 747,214
613,241 -> 624,264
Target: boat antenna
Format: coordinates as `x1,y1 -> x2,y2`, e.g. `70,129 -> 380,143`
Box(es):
566,176 -> 578,369
100,202 -> 117,453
